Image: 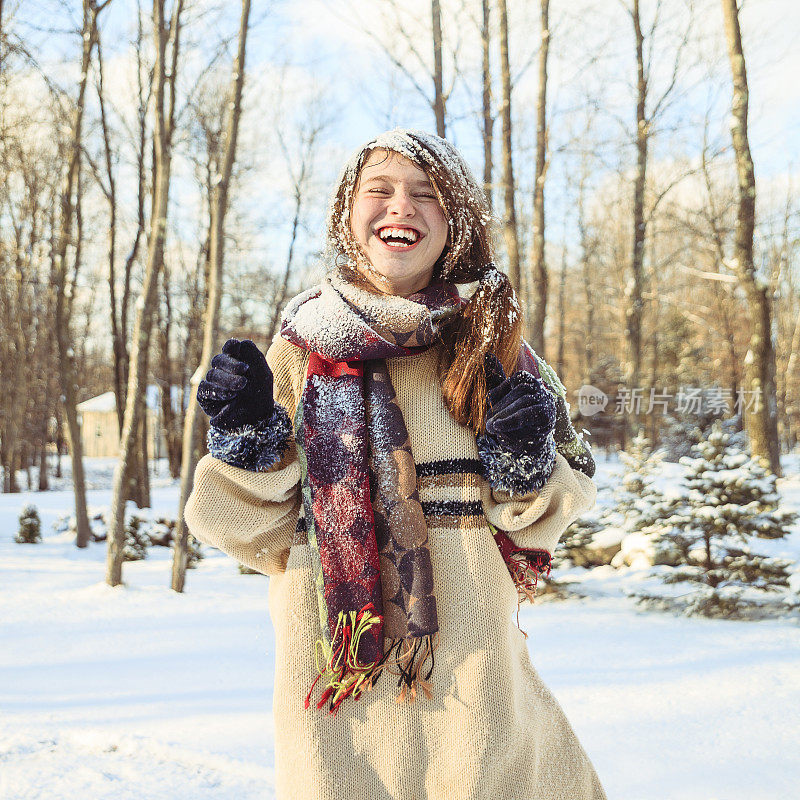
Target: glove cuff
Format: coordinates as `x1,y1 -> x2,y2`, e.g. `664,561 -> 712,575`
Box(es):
207,403 -> 292,472
477,429 -> 556,497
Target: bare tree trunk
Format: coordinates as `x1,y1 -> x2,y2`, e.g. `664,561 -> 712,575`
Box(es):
172,0 -> 251,592
122,69 -> 163,510
721,0 -> 781,474
113,2 -> 149,439
431,0 -> 445,137
38,442 -> 49,491
497,0 -> 520,294
646,228 -> 659,446
267,123 -> 320,340
480,0 -> 493,210
556,240 -> 566,378
97,5 -> 150,504
5,252 -> 26,494
107,0 -> 183,586
54,410 -> 64,478
578,162 -> 596,385
53,0 -> 109,548
625,0 -> 647,444
527,0 -> 550,353
6,448 -> 19,492
96,38 -> 120,417
158,262 -> 183,477
97,33 -> 146,507
701,134 -> 742,426
785,306 -> 800,446
268,194 -> 301,339
136,344 -> 151,506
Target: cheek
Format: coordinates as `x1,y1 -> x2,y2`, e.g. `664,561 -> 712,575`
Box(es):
431,211 -> 449,249
349,205 -> 367,244
350,199 -> 380,243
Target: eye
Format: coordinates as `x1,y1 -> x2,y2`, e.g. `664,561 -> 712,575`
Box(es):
415,192 -> 436,199
366,187 -> 389,194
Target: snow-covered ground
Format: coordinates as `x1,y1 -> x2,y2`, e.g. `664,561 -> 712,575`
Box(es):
2,456 -> 800,799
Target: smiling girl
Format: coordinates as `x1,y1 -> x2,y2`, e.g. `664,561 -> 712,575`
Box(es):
185,129 -> 607,800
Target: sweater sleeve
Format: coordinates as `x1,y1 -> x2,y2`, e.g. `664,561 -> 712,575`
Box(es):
184,451 -> 301,575
183,338 -> 308,576
481,451 -> 597,559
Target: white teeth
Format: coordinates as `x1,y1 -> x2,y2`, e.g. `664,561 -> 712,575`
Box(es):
378,227 -> 419,243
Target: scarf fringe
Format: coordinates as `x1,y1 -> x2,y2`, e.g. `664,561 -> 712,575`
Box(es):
304,603 -> 382,716
384,631 -> 439,703
304,603 -> 440,715
505,552 -> 552,638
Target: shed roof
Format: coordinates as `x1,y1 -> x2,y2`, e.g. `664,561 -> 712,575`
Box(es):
77,384 -> 188,414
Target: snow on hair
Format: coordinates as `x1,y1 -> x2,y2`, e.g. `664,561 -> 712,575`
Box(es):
325,128 -> 522,432
325,128 -> 495,283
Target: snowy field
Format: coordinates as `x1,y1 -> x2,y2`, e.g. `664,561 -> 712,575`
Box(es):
2,456 -> 800,799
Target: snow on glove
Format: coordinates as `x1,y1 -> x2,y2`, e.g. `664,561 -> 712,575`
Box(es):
198,338 -> 292,472
484,353 -> 557,453
478,353 -> 558,496
197,338 -> 274,431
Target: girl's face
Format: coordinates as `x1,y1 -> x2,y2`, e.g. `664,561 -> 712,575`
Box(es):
349,149 -> 449,297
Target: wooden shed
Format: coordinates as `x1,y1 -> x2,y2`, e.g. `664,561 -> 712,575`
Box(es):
76,385 -> 176,459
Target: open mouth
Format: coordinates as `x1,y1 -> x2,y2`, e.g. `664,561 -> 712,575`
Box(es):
376,226 -> 423,250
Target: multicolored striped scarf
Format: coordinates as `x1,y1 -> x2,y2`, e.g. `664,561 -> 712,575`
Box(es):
278,270 -> 593,715
280,271 -> 462,715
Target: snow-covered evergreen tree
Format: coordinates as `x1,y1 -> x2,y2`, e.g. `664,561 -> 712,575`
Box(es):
16,504 -> 42,543
123,514 -> 151,562
637,421 -> 798,618
554,432 -> 678,570
659,398 -> 746,463
602,432 -> 678,568
186,534 -> 203,569
612,431 -> 673,532
553,517 -> 606,568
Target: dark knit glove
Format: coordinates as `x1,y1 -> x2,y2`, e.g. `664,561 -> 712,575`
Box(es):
197,338 -> 274,431
484,354 -> 557,452
477,353 -> 557,496
198,338 -> 292,472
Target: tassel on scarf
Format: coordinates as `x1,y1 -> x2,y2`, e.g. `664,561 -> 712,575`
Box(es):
304,603 -> 385,716
304,603 -> 441,715
385,632 -> 439,703
489,523 -> 552,638
506,549 -> 552,601
505,551 -> 552,637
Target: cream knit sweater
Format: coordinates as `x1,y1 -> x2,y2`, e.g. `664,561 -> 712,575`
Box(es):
184,337 -> 607,800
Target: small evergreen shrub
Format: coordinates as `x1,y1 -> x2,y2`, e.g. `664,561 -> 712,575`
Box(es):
632,421 -> 799,619
89,511 -> 107,542
186,533 -> 203,569
168,527 -> 204,569
552,432 -> 679,572
553,517 -> 606,568
16,504 -> 42,543
123,514 -> 152,561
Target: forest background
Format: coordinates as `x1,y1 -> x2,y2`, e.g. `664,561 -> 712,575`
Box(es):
2,0 -> 799,587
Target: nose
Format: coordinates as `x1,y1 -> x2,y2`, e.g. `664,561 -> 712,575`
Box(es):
387,188 -> 415,217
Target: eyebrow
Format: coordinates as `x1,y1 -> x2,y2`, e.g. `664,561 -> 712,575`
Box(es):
360,174 -> 434,188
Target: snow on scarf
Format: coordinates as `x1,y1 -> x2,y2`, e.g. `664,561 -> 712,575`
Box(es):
280,271 -> 462,715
